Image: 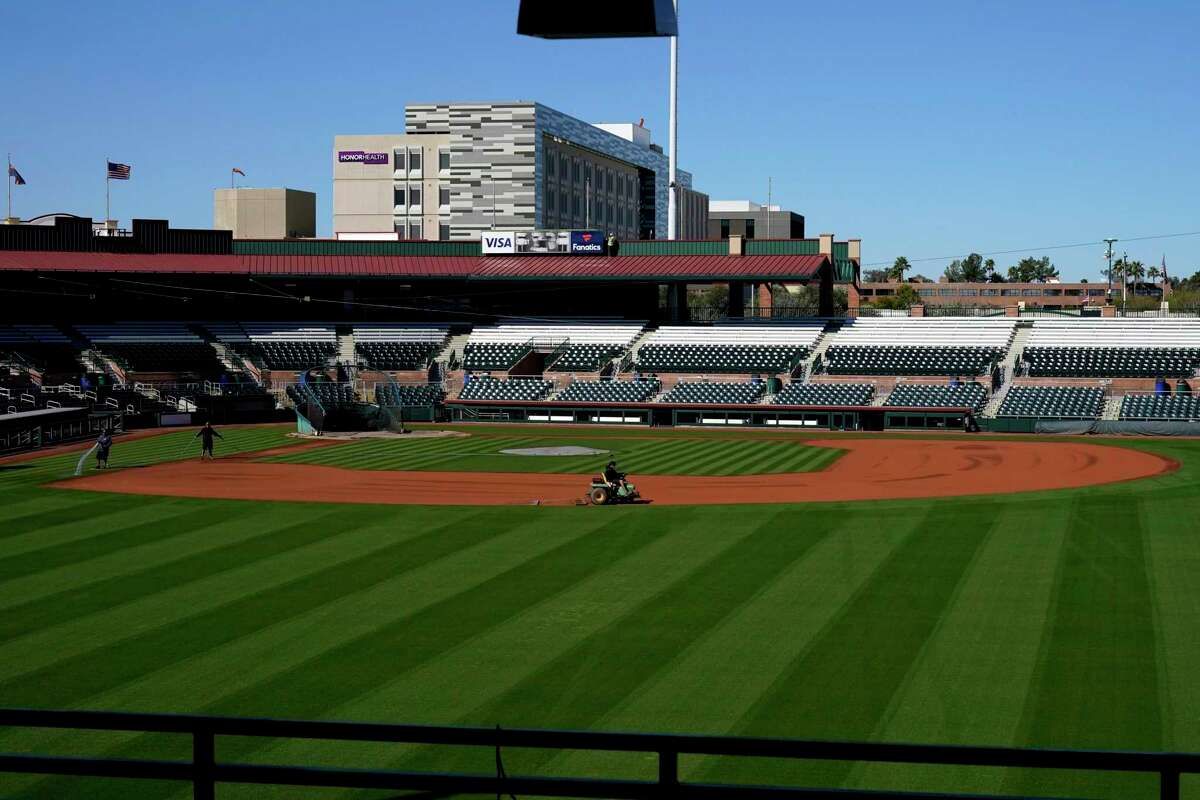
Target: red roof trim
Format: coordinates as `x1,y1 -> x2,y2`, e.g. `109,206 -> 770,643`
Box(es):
0,252 -> 827,281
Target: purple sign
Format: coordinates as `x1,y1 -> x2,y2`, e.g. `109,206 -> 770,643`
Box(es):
338,150 -> 389,165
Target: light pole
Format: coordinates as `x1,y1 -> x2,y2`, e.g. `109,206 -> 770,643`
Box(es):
1104,238 -> 1117,301
666,0 -> 679,240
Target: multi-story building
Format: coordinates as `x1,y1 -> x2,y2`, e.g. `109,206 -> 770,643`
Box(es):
709,200 -> 804,240
860,281 -> 1118,310
213,188 -> 316,239
333,101 -> 707,241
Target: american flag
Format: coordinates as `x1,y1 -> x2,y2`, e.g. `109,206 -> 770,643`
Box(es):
8,165 -> 25,186
106,161 -> 131,180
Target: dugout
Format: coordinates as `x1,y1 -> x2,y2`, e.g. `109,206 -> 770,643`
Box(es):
0,406 -> 120,456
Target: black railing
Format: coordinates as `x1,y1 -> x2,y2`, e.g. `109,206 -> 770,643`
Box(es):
1,708 -> 1196,799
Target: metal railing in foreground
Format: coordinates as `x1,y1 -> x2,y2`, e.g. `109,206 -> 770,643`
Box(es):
0,708 -> 1196,800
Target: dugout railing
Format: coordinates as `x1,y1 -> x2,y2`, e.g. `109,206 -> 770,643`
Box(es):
0,708 -> 1195,799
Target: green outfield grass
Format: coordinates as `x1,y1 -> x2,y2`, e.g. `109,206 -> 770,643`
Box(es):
266,429 -> 844,475
1,425 -> 1198,798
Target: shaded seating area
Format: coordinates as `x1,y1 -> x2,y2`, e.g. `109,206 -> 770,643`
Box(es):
76,323 -> 225,374
464,323 -> 644,371
458,377 -> 553,402
287,382 -> 358,409
885,383 -> 987,409
660,381 -> 766,405
547,344 -> 626,372
998,386 -> 1103,419
1119,393 -> 1200,421
635,324 -> 823,373
555,379 -> 660,404
773,382 -> 873,407
354,325 -> 449,370
0,324 -> 81,374
209,323 -> 337,371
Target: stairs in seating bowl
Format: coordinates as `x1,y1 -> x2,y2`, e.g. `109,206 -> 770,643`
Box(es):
623,328 -> 658,371
336,331 -> 357,365
441,332 -> 472,368
1001,324 -> 1032,377
800,322 -> 839,379
1102,396 -> 1123,420
982,383 -> 1011,418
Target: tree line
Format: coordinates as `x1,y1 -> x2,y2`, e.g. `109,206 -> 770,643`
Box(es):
863,254 -> 1061,284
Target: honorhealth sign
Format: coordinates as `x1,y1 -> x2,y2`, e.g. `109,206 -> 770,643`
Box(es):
481,229 -> 606,256
337,151 -> 389,165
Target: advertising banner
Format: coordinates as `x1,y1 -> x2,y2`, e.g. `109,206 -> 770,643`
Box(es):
337,151 -> 389,165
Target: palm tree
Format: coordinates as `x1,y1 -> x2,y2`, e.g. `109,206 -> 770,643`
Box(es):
1126,260 -> 1145,288
984,258 -> 996,281
889,256 -> 911,283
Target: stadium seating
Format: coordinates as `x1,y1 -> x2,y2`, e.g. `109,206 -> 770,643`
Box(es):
0,324 -> 81,374
287,382 -> 358,409
375,383 -> 445,406
773,382 -> 873,406
208,323 -> 337,371
75,323 -> 225,374
822,318 -> 1015,376
635,324 -> 823,373
555,379 -> 661,403
458,376 -> 553,402
660,381 -> 766,405
354,325 -> 449,370
1023,320 -> 1200,378
885,383 -> 987,409
1120,393 -> 1200,421
547,344 -> 627,372
464,323 -> 644,371
997,386 -> 1104,419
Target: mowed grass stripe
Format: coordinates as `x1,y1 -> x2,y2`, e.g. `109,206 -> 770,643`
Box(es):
0,506 -> 316,642
845,500 -> 1073,796
21,515 -> 678,800
0,507 -> 524,709
700,503 -> 999,789
266,434 -> 839,476
398,507 -> 840,777
1001,495 -> 1162,799
0,495 -> 171,542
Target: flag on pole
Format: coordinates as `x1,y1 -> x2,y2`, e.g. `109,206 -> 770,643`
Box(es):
8,165 -> 25,185
106,162 -> 131,180
232,167 -> 245,177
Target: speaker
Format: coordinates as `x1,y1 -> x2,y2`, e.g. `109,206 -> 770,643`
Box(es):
517,0 -> 678,38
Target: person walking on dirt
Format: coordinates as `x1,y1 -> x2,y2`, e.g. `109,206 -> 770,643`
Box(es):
195,422 -> 223,460
95,428 -> 113,470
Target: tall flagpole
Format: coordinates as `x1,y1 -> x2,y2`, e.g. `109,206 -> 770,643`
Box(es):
105,158 -> 111,223
7,154 -> 12,221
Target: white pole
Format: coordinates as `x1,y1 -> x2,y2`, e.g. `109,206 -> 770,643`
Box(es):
6,154 -> 11,221
766,176 -> 772,240
105,158 -> 110,223
666,0 -> 678,240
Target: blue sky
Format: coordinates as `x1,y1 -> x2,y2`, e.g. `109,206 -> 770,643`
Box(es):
2,0 -> 1196,280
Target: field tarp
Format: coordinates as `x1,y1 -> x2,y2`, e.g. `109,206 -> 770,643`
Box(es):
1035,420 -> 1200,436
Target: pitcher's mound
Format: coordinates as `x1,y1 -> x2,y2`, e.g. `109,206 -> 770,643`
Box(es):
500,446 -> 609,457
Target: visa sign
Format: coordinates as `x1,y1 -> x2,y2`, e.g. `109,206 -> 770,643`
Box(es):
570,230 -> 605,255
481,231 -> 516,254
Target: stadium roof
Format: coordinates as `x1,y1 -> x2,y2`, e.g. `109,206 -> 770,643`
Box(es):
0,251 -> 829,281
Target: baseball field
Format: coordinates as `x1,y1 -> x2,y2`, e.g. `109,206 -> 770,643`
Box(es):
1,424 -> 1197,798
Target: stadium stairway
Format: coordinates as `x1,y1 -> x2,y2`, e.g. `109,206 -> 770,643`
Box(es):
982,383 -> 1012,418
1002,324 -> 1032,379
622,328 -> 658,371
442,331 -> 472,368
336,330 -> 356,365
798,322 -> 838,382
1102,395 -> 1123,420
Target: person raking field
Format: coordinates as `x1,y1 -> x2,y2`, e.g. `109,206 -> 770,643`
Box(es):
194,421 -> 223,460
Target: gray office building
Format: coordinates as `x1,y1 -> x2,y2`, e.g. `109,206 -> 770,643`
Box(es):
708,200 -> 805,240
334,101 -> 707,241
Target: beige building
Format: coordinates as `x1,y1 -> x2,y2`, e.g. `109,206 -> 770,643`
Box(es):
333,133 -> 452,240
213,188 -> 315,239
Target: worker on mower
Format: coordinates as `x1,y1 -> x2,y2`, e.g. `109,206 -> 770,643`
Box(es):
604,460 -> 629,495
